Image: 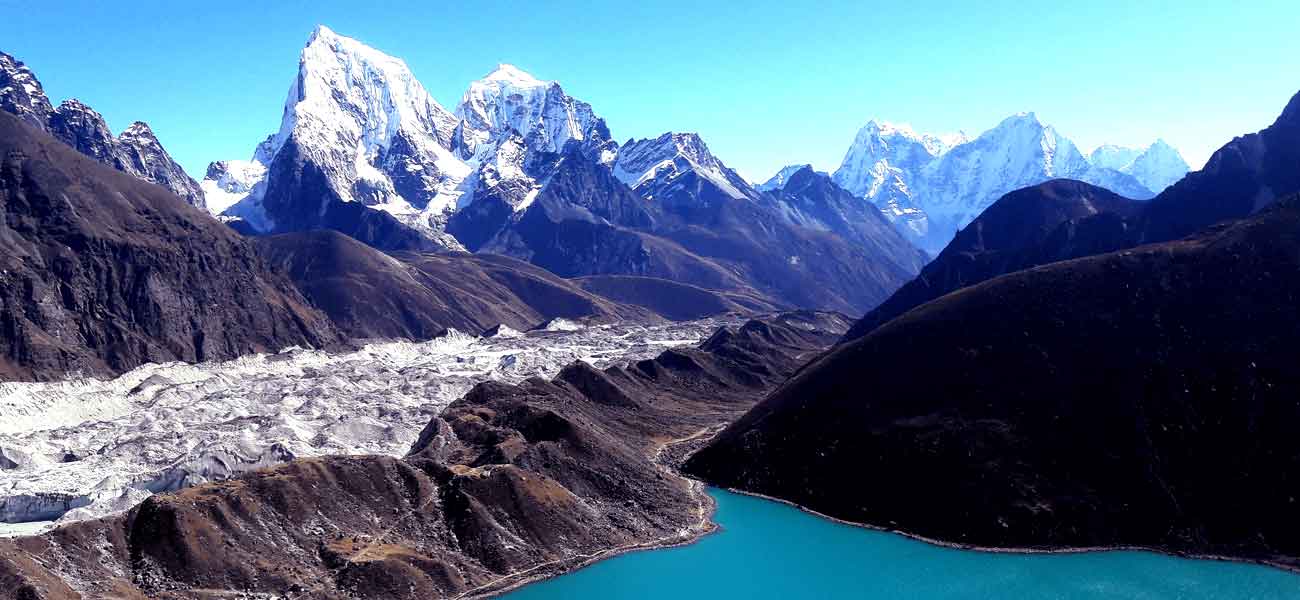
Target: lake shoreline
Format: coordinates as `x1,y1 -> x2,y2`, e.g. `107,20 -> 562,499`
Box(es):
473,419 -> 1300,599
712,485 -> 1300,576
457,424 -> 731,599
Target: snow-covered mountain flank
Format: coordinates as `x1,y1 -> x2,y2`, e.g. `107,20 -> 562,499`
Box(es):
454,62 -> 613,160
210,25 -> 467,247
612,132 -> 758,204
830,115 -> 1189,254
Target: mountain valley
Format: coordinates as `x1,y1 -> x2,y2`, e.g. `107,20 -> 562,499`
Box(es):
0,16 -> 1297,600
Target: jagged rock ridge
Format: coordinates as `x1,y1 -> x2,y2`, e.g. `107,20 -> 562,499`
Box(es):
0,110 -> 338,380
0,51 -> 205,208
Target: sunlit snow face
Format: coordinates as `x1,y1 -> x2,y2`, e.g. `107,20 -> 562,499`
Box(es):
0,316 -> 741,534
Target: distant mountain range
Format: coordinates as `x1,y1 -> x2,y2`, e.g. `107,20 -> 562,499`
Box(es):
1,30 -> 1195,315
823,116 -> 1190,254
1089,139 -> 1188,191
2,21 -> 1299,598
846,87 -> 1300,342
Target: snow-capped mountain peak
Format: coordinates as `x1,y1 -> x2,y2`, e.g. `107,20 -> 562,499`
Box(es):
863,119 -> 914,137
757,164 -> 815,191
201,159 -> 268,215
215,25 -> 471,239
917,113 -> 1099,224
454,63 -> 609,160
0,51 -> 54,131
1088,143 -> 1142,171
833,111 -> 1170,254
284,24 -> 460,161
1087,138 -> 1190,193
1123,138 -> 1190,192
858,119 -> 970,157
612,132 -> 753,201
831,117 -> 956,221
482,63 -> 544,86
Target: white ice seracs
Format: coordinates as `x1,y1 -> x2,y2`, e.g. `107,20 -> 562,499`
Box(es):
0,317 -> 739,534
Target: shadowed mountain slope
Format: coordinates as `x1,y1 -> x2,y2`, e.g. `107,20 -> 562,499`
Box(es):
0,111 -> 338,381
846,179 -> 1141,339
254,230 -> 662,339
573,275 -> 783,321
686,197 -> 1300,570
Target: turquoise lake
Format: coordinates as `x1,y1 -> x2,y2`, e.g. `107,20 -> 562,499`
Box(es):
507,488 -> 1300,599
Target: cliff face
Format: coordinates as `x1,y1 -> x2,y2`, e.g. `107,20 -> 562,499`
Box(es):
686,198 -> 1300,570
0,312 -> 850,598
0,111 -> 338,381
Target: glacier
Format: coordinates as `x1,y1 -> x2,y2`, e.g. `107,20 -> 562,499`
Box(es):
0,317 -> 741,535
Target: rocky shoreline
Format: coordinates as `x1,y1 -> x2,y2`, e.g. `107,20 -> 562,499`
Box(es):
456,424 -> 730,599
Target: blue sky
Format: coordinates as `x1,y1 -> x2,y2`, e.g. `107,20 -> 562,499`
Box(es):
3,0 -> 1297,181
